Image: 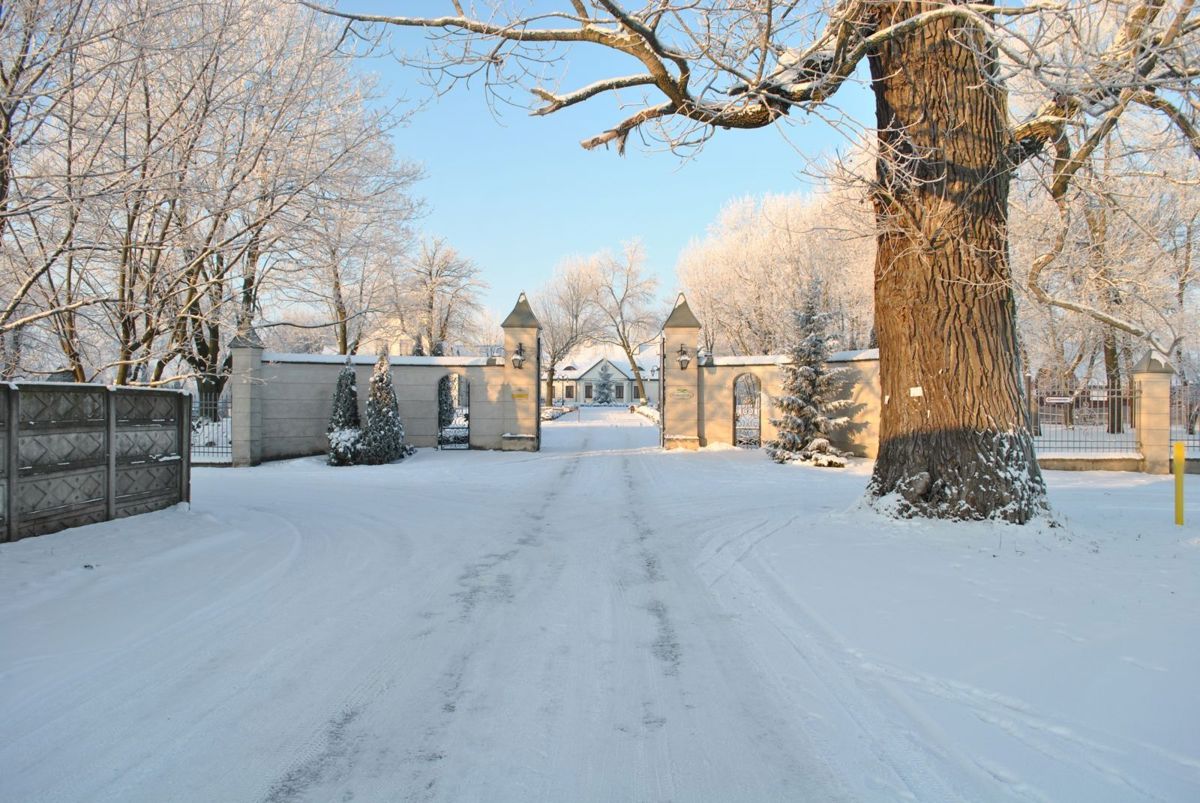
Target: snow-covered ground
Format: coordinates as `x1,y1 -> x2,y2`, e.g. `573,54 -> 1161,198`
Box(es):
2,407 -> 1197,802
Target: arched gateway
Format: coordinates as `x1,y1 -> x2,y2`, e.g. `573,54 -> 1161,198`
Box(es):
733,373 -> 762,448
437,373 -> 470,449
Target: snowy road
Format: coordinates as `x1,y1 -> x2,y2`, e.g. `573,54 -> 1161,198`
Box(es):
2,407 -> 1199,802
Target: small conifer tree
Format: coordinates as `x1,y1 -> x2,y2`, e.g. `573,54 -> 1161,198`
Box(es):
327,362 -> 361,466
360,353 -> 406,464
768,281 -> 854,467
594,364 -> 615,404
438,374 -> 456,430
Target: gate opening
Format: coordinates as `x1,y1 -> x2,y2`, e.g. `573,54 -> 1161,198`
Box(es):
734,374 -> 761,448
438,373 -> 470,449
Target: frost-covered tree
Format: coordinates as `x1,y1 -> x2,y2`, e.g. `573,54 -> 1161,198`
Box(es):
327,363 -> 361,466
678,189 -> 875,356
589,242 -> 659,400
594,364 -> 615,405
534,258 -> 604,404
359,353 -> 406,464
768,283 -> 853,468
311,0 -> 1200,522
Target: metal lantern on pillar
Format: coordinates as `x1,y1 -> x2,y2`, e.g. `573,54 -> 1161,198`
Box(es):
511,342 -> 526,369
676,343 -> 690,370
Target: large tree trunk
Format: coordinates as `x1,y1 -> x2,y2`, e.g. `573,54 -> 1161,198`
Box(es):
1103,330 -> 1124,434
866,2 -> 1047,522
619,342 -> 648,401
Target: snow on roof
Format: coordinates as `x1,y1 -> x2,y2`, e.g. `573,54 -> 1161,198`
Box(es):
263,352 -> 490,367
708,348 -> 878,366
828,348 -> 879,363
708,355 -> 789,367
2,381 -> 188,394
551,356 -> 658,380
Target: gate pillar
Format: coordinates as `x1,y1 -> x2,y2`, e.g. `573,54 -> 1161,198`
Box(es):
661,295 -> 702,450
501,293 -> 541,451
1133,350 -> 1174,475
230,329 -> 264,467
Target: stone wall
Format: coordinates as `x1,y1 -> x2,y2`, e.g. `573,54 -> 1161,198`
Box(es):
696,358 -> 786,449
229,294 -> 543,465
684,351 -> 880,456
255,355 -> 505,459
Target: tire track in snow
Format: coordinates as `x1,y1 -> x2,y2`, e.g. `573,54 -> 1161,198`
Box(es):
400,440 -> 590,800
620,454 -> 683,678
262,708 -> 363,803
611,434 -> 846,800
727,550 -> 990,800
253,471 -> 551,803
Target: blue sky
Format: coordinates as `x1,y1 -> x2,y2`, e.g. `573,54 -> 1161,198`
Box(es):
346,5 -> 875,320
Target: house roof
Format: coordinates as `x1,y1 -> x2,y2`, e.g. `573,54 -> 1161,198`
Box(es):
549,356 -> 658,381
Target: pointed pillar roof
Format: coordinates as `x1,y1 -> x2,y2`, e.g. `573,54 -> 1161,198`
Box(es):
501,292 -> 541,329
662,293 -> 701,330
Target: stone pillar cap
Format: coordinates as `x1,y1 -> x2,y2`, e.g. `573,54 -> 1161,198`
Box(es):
229,327 -> 264,349
501,292 -> 541,329
1132,350 -> 1174,374
662,293 -> 701,330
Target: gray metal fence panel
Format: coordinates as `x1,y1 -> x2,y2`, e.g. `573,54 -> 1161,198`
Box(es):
191,391 -> 231,464
1171,382 -> 1199,459
2,383 -> 191,541
1029,383 -> 1139,455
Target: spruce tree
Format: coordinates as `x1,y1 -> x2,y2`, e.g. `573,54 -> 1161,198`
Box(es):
360,353 -> 406,464
594,364 -> 614,405
437,375 -> 455,431
768,281 -> 854,467
327,362 -> 361,466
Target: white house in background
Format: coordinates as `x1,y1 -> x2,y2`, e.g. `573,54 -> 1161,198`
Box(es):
549,356 -> 660,405
363,317 -> 500,358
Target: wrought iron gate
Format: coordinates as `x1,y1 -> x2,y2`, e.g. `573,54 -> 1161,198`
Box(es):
437,374 -> 470,449
734,374 -> 761,448
191,389 -> 231,464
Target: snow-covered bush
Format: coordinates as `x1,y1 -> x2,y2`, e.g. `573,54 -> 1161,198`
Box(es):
327,363 -> 361,466
359,353 -> 410,464
634,404 -> 661,424
768,281 -> 854,468
541,404 -> 579,421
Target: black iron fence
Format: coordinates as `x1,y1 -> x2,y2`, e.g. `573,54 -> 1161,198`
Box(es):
1028,383 -> 1139,455
191,391 -> 231,464
1171,382 -> 1200,458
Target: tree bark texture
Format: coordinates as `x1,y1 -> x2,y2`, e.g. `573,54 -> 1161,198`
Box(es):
866,2 -> 1047,522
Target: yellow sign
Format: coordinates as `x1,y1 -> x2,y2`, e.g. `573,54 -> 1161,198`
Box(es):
672,387 -> 694,400
1176,441 -> 1185,526
511,390 -> 529,400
